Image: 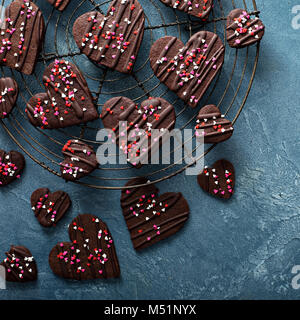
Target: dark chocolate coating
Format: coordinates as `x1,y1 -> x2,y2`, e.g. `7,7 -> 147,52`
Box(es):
1,245 -> 37,282
0,149 -> 25,187
226,9 -> 265,49
60,140 -> 98,181
49,214 -> 120,280
150,31 -> 225,108
48,0 -> 70,11
73,0 -> 145,74
0,0 -> 45,75
26,60 -> 98,129
31,188 -> 71,227
121,177 -> 190,250
198,159 -> 235,199
0,77 -> 18,119
101,97 -> 176,166
160,0 -> 213,19
195,104 -> 234,144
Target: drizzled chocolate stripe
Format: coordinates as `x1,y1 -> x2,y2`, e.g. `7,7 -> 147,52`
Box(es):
26,60 -> 98,129
73,0 -> 145,74
198,159 -> 235,199
150,31 -> 225,108
121,177 -> 190,250
48,0 -> 70,11
31,188 -> 71,227
1,246 -> 37,282
60,140 -> 98,181
195,104 -> 234,144
160,0 -> 213,19
0,149 -> 25,187
226,9 -> 265,48
101,97 -> 176,166
49,214 -> 120,280
0,0 -> 45,75
0,77 -> 18,119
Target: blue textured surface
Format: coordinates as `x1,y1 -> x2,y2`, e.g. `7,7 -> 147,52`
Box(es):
0,0 -> 299,300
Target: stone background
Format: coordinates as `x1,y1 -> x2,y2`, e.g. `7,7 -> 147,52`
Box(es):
0,0 -> 299,300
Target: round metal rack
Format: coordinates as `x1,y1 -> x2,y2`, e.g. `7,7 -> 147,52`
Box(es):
0,0 -> 261,189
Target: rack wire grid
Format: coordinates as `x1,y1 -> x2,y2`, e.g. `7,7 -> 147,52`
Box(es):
0,0 -> 261,190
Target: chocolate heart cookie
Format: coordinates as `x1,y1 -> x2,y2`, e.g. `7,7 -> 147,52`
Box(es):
101,97 -> 176,166
26,60 -> 98,129
160,0 -> 213,19
226,9 -> 265,49
0,0 -> 45,75
0,149 -> 25,187
195,104 -> 234,144
198,159 -> 235,199
150,31 -> 225,108
60,140 -> 98,181
1,245 -> 37,282
31,188 -> 71,227
49,214 -> 120,280
73,0 -> 145,74
0,77 -> 18,119
48,0 -> 70,11
121,177 -> 190,250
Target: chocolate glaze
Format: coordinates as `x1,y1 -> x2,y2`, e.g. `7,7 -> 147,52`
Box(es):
60,140 -> 98,181
121,177 -> 190,250
101,97 -> 176,166
49,214 -> 120,280
31,188 -> 71,227
198,159 -> 235,199
195,104 -> 234,144
0,77 -> 18,119
0,0 -> 45,75
150,31 -> 225,108
26,60 -> 98,129
160,0 -> 213,19
1,245 -> 37,282
73,0 -> 145,74
0,149 -> 25,187
48,0 -> 70,11
226,9 -> 265,48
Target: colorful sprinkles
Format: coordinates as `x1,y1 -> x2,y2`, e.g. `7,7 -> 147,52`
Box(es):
227,9 -> 265,48
161,0 -> 212,20
0,0 -> 44,74
101,97 -> 175,166
1,246 -> 37,282
0,150 -> 24,187
151,31 -> 225,108
49,214 -> 120,280
74,0 -> 144,73
121,178 -> 190,250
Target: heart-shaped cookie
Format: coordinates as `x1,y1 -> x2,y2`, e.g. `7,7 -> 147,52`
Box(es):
198,159 -> 235,199
60,140 -> 98,181
121,177 -> 190,250
150,31 -> 225,108
160,0 -> 213,19
0,0 -> 45,75
101,97 -> 176,166
0,149 -> 25,187
195,104 -> 233,144
48,0 -> 70,11
31,188 -> 71,227
0,77 -> 18,119
49,214 -> 120,280
73,0 -> 145,74
26,60 -> 98,129
1,245 -> 37,282
226,9 -> 265,49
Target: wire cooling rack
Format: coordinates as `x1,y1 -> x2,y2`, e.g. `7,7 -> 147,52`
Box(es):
0,0 -> 261,189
